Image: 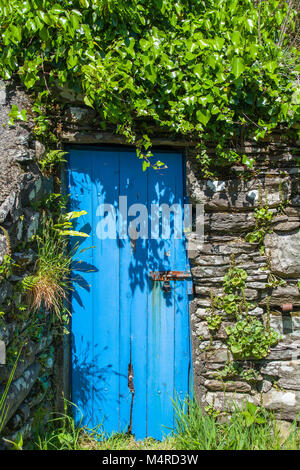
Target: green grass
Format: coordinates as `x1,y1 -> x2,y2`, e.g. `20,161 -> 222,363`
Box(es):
0,351 -> 21,435
172,398 -> 299,450
31,398 -> 299,451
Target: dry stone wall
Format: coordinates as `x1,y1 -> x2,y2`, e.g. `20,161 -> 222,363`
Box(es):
186,141 -> 300,422
0,80 -> 55,447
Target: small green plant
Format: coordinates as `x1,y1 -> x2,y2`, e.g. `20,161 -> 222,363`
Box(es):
241,402 -> 266,427
266,273 -> 286,289
240,367 -> 260,383
3,432 -> 23,450
32,193 -> 69,216
254,206 -> 274,225
245,227 -> 267,244
0,254 -> 15,281
207,314 -> 222,331
204,403 -> 221,419
246,189 -> 274,244
226,318 -> 279,359
215,293 -> 240,316
36,399 -> 84,450
223,266 -> 248,293
215,361 -> 241,380
215,361 -> 260,383
39,150 -> 68,175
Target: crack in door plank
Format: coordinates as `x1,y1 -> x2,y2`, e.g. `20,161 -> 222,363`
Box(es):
127,362 -> 135,434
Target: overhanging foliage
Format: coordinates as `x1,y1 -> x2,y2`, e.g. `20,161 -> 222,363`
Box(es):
0,0 -> 299,167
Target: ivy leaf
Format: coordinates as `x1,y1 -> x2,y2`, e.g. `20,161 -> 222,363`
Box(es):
231,31 -> 241,47
8,105 -> 27,125
84,95 -> 94,108
232,56 -> 245,79
242,155 -> 255,169
142,160 -> 150,172
196,109 -> 211,125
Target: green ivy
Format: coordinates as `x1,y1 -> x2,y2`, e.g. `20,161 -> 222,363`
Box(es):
0,0 -> 299,165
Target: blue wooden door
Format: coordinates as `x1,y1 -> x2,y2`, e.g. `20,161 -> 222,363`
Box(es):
67,147 -> 192,440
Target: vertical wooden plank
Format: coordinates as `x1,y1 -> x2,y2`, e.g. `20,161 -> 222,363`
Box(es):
92,149 -> 120,435
147,154 -> 177,440
119,151 -> 148,439
68,149 -> 95,428
173,155 -> 191,410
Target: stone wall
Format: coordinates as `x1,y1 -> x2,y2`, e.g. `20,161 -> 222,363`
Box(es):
186,141 -> 300,422
0,85 -> 299,447
0,80 -> 55,446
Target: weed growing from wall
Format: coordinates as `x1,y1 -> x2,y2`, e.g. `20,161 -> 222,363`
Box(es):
208,255 -> 279,361
22,210 -> 89,326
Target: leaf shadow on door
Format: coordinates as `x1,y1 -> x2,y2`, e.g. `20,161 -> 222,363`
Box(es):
71,336 -> 127,429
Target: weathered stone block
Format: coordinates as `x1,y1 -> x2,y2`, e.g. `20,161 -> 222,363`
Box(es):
262,312 -> 300,339
260,360 -> 300,390
199,346 -> 232,363
204,212 -> 256,233
64,106 -> 96,124
265,231 -> 300,278
263,390 -> 300,420
0,340 -> 5,364
204,379 -> 252,393
267,340 -> 300,361
188,176 -> 291,211
0,281 -> 12,304
0,80 -> 6,105
204,392 -> 260,411
260,284 -> 300,307
0,192 -> 16,223
194,241 -> 258,256
0,362 -> 40,427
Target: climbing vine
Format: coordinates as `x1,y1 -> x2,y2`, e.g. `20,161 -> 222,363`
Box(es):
0,0 -> 299,168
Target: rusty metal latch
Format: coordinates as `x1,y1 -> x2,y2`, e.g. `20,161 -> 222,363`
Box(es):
150,270 -> 192,281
